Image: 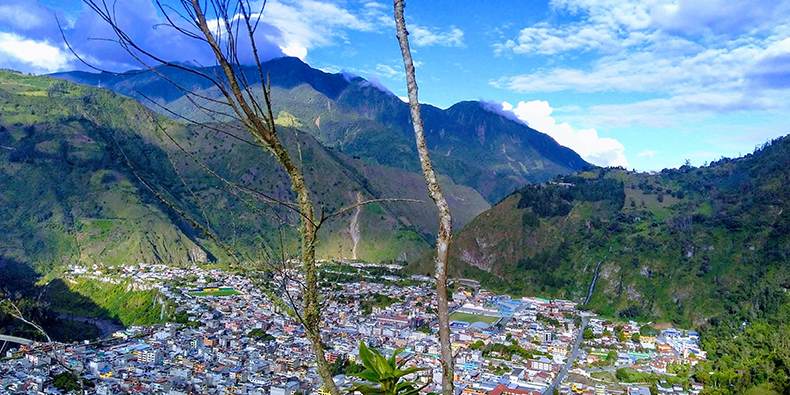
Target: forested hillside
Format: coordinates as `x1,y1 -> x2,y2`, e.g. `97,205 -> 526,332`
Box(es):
413,136 -> 790,394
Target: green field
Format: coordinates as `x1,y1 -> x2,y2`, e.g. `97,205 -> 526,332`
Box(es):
449,311 -> 500,325
188,289 -> 239,297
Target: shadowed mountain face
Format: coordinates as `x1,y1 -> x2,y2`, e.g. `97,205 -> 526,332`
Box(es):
0,257 -> 105,342
53,56 -> 589,203
412,135 -> 790,328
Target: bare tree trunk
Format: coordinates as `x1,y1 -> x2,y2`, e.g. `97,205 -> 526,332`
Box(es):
187,4 -> 339,392
270,137 -> 339,395
393,2 -> 454,393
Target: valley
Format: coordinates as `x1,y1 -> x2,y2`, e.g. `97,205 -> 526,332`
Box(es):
0,58 -> 788,395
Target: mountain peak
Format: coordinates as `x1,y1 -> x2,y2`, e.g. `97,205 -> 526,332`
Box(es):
52,58 -> 589,202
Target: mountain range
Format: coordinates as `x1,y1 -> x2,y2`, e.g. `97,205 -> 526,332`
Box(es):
1,58 -> 588,275
53,57 -> 589,204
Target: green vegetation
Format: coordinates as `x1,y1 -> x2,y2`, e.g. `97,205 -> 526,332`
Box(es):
590,370 -> 617,383
480,342 -> 546,361
348,341 -> 429,395
328,354 -> 365,377
248,328 -> 276,342
58,59 -> 588,205
536,313 -> 561,328
639,325 -> 659,336
46,277 -> 172,327
490,362 -> 511,375
697,321 -> 790,394
0,259 -> 102,342
441,145 -> 790,325
448,311 -> 499,325
615,367 -> 653,383
0,68 -> 496,273
53,372 -> 93,392
359,293 -> 400,315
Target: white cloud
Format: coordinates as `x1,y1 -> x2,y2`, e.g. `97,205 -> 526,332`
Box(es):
258,0 -> 379,59
493,40 -> 771,95
0,5 -> 45,30
492,0 -> 790,129
279,41 -> 308,60
410,25 -> 464,47
638,150 -> 656,158
0,32 -> 71,73
494,22 -> 623,55
502,100 -> 628,167
375,63 -> 401,79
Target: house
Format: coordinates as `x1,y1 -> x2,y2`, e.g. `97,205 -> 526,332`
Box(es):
487,383 -> 541,395
657,344 -> 673,355
527,357 -> 554,372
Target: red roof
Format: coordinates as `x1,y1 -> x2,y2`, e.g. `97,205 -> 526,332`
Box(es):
488,383 -> 541,395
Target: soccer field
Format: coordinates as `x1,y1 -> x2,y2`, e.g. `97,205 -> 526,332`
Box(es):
449,311 -> 499,324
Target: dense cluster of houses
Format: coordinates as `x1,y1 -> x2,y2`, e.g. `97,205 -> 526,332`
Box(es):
1,264 -> 705,395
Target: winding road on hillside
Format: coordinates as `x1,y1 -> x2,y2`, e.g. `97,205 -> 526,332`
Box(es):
0,334 -> 33,345
585,247 -> 611,305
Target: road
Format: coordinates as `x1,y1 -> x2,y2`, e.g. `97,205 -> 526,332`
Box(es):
542,315 -> 588,395
0,334 -> 33,345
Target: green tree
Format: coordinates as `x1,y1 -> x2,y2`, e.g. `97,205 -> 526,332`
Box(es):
330,355 -> 350,376
470,340 -> 485,350
606,350 -> 618,365
53,372 -> 82,393
639,325 -> 659,336
583,329 -> 595,340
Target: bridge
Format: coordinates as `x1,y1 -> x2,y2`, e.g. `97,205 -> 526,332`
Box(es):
0,334 -> 34,345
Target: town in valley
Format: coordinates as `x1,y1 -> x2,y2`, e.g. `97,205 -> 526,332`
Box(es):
1,262 -> 706,395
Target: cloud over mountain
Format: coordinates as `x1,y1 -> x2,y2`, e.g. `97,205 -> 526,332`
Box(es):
501,100 -> 627,167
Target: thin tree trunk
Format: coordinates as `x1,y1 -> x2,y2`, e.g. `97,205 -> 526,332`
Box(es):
393,1 -> 455,393
270,140 -> 340,395
189,3 -> 339,393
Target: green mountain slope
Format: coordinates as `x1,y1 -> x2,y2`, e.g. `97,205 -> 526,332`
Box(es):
53,57 -> 589,203
0,69 -> 491,271
0,71 -> 205,271
417,137 -> 790,328
410,138 -> 790,393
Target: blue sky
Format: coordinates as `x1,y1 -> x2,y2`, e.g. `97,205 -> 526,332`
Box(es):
1,0 -> 789,170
